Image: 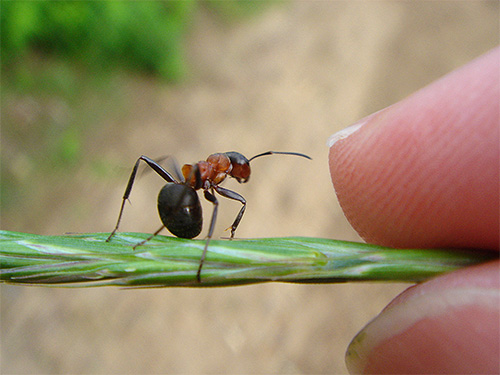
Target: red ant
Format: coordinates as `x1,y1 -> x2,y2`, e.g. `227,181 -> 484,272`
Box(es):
106,151 -> 311,282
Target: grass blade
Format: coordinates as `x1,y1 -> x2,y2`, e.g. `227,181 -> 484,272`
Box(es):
0,230 -> 496,287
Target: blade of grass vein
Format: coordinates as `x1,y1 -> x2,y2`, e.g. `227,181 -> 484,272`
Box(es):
0,230 -> 497,287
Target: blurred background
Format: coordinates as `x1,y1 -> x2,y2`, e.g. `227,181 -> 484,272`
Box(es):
1,1 -> 498,373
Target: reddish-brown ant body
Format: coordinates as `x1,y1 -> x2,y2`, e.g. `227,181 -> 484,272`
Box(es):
106,151 -> 311,282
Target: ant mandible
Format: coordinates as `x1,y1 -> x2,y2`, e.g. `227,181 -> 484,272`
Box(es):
106,150 -> 311,282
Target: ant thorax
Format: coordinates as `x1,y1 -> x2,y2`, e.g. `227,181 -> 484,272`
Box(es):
182,153 -> 233,190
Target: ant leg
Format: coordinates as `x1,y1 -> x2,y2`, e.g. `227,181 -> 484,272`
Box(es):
140,155 -> 184,183
132,225 -> 165,250
106,155 -> 177,242
106,158 -> 142,242
197,189 -> 218,283
214,186 -> 246,239
137,155 -> 177,183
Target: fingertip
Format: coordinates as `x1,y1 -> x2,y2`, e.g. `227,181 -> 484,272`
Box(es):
328,48 -> 499,250
346,261 -> 500,374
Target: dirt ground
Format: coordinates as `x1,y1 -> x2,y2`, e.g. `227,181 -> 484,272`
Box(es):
1,2 -> 498,374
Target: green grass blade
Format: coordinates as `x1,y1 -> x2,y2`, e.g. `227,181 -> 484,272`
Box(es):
0,230 -> 496,287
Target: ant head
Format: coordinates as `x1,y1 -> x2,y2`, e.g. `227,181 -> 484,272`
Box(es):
225,150 -> 311,183
225,152 -> 251,183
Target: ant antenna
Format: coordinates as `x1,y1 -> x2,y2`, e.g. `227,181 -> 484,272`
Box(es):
248,151 -> 312,162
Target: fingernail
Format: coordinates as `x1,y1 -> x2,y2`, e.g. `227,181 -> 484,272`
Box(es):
328,106 -> 392,148
327,121 -> 366,148
345,287 -> 499,374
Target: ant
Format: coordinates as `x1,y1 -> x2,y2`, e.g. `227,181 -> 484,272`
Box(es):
106,151 -> 311,282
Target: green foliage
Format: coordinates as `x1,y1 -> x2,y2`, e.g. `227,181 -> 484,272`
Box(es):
1,1 -> 279,81
0,0 -> 280,218
1,1 -> 196,81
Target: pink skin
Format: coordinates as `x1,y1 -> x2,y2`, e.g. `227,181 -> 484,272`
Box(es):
359,262 -> 499,374
329,47 -> 499,373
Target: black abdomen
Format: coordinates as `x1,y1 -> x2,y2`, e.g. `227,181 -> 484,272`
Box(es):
157,183 -> 202,239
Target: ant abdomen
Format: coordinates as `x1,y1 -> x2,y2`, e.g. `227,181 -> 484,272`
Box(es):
158,183 -> 202,239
